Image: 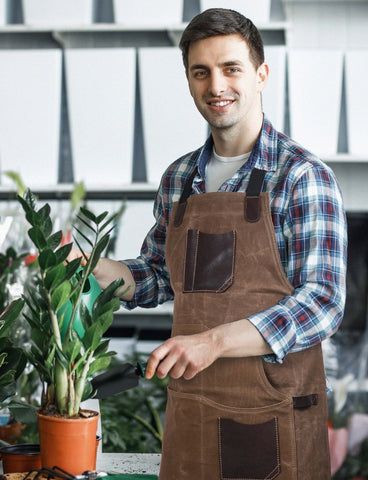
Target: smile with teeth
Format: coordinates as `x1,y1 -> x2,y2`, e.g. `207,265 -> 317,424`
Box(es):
209,100 -> 233,107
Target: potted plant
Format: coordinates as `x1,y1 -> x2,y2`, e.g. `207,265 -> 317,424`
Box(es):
0,299 -> 27,438
17,189 -> 128,475
0,246 -> 28,442
0,299 -> 42,473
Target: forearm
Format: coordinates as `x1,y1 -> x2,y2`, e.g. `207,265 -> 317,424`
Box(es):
93,257 -> 136,301
146,318 -> 271,380
210,318 -> 272,358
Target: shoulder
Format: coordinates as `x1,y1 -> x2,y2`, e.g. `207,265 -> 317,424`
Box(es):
158,148 -> 200,202
275,131 -> 340,191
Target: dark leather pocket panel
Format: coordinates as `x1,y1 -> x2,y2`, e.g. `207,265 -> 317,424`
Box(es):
219,417 -> 281,480
183,229 -> 236,293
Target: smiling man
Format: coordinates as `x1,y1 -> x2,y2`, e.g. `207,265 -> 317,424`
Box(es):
74,8 -> 347,479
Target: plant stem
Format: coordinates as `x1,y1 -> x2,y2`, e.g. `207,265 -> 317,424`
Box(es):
45,280 -> 68,414
120,407 -> 163,444
74,351 -> 93,414
145,397 -> 163,439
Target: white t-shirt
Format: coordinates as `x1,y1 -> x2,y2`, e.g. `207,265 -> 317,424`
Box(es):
205,148 -> 251,192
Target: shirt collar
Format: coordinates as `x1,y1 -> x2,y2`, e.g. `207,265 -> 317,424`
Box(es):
196,115 -> 278,180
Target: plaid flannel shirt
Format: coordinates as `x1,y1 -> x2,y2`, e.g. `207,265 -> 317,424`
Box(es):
123,116 -> 347,363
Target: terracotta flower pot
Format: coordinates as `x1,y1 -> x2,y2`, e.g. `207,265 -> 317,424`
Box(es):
37,410 -> 100,476
0,444 -> 41,473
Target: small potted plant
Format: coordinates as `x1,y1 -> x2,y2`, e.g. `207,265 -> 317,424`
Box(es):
17,190 -> 128,475
0,299 -> 42,473
0,246 -> 28,442
0,299 -> 27,437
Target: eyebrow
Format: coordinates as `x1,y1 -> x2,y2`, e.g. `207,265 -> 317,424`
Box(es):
189,60 -> 244,71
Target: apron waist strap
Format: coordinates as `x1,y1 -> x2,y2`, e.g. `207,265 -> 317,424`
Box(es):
293,394 -> 319,409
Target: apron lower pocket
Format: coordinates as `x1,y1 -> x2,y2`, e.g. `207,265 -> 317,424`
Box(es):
160,387 -> 297,480
219,417 -> 280,480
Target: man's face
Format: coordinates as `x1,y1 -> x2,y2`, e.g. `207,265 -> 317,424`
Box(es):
186,34 -> 268,133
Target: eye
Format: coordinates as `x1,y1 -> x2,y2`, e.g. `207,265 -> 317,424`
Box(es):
193,70 -> 208,79
225,67 -> 240,74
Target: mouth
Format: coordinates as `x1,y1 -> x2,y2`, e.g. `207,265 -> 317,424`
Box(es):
207,99 -> 234,111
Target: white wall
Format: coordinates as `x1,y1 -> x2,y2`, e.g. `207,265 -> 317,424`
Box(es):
282,0 -> 368,212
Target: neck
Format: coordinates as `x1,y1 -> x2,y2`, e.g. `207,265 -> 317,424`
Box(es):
211,111 -> 263,157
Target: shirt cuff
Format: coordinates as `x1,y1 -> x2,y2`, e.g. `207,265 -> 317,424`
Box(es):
118,260 -> 146,310
247,306 -> 297,364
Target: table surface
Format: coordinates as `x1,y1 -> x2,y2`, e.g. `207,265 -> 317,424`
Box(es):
96,453 -> 161,476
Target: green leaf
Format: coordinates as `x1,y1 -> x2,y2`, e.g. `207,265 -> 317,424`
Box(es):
21,189 -> 37,209
55,243 -> 73,264
79,207 -> 97,223
81,381 -> 93,402
51,282 -> 71,312
78,301 -> 92,331
88,356 -> 111,376
38,203 -> 51,221
83,322 -> 104,352
94,338 -> 110,356
96,211 -> 109,224
54,345 -> 70,371
38,249 -> 57,270
73,226 -> 94,247
75,214 -> 96,235
71,181 -> 86,209
7,400 -> 38,424
64,339 -> 82,365
42,217 -> 53,239
0,298 -> 25,337
0,378 -> 16,402
28,226 -> 47,250
47,231 -> 63,251
65,257 -> 82,279
100,213 -> 119,233
4,171 -> 27,196
44,263 -> 67,291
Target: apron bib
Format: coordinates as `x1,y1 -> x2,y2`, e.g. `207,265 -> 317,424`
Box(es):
160,168 -> 331,480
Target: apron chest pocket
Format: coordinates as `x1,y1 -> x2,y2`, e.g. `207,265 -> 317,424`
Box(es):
219,417 -> 281,480
183,229 -> 236,293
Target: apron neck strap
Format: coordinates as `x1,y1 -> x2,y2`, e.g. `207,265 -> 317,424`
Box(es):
174,167 -> 266,227
244,168 -> 266,223
246,168 -> 266,196
174,166 -> 198,227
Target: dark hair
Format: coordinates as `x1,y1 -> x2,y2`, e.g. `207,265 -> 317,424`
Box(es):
179,8 -> 264,71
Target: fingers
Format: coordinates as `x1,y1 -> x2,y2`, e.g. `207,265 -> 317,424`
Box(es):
66,247 -> 90,267
145,334 -> 212,381
145,346 -> 167,379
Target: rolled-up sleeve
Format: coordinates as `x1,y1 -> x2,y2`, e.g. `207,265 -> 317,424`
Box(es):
121,187 -> 174,310
248,164 -> 347,363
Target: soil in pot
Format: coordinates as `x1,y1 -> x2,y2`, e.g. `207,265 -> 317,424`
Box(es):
0,444 -> 41,473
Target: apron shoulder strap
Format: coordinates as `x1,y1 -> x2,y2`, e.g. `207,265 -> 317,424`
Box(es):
174,166 -> 266,226
244,168 -> 266,223
174,166 -> 198,227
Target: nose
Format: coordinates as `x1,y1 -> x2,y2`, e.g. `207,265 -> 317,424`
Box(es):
208,70 -> 227,97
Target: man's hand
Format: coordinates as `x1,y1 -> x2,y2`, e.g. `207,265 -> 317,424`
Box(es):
66,248 -> 136,301
145,330 -> 219,381
145,318 -> 273,381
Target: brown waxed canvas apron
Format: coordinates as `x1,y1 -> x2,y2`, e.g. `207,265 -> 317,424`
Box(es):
160,168 -> 331,480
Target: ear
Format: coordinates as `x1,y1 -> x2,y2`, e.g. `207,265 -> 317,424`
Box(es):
256,62 -> 269,93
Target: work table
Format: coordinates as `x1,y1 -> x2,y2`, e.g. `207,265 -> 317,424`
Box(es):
97,453 -> 161,476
